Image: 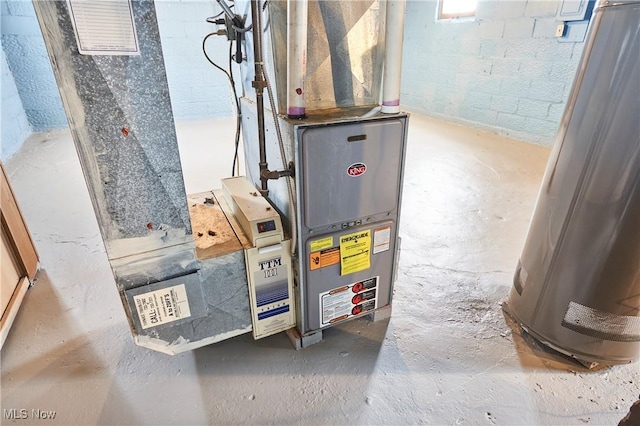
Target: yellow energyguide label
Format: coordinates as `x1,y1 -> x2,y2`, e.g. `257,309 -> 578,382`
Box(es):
339,229 -> 371,275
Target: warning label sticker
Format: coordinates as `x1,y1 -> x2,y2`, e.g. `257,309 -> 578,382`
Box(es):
320,276 -> 379,327
309,247 -> 340,271
133,284 -> 191,329
373,226 -> 391,254
339,229 -> 371,275
310,236 -> 334,252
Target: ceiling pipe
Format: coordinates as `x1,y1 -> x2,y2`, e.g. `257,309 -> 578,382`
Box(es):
381,0 -> 406,114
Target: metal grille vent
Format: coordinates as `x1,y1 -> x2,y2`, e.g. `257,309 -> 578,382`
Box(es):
561,301 -> 640,342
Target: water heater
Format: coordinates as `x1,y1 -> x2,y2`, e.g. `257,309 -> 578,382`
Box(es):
506,0 -> 640,365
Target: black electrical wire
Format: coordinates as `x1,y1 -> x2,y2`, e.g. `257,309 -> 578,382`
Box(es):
202,32 -> 233,83
202,32 -> 243,177
205,2 -> 234,23
206,14 -> 223,24
228,40 -> 242,177
232,23 -> 253,33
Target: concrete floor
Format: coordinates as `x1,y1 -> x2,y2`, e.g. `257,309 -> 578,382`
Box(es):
2,114 -> 638,425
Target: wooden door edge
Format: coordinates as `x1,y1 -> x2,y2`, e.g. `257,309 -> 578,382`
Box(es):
1,163 -> 39,278
0,276 -> 31,349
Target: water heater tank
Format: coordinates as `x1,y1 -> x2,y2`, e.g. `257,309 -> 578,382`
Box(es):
506,0 -> 640,365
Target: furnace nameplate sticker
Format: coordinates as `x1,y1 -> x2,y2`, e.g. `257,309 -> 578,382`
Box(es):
340,229 -> 371,275
320,277 -> 379,326
133,284 -> 191,329
309,247 -> 341,271
373,226 -> 391,254
310,236 -> 334,252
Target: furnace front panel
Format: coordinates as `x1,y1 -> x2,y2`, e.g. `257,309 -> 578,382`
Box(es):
295,115 -> 408,334
300,119 -> 405,230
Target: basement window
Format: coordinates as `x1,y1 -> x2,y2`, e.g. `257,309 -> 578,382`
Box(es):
438,0 -> 478,20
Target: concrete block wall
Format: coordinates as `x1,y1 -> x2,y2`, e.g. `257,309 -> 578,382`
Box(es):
401,0 -> 587,145
1,47 -> 31,161
1,0 -> 67,133
155,1 -> 234,119
1,0 -> 234,153
4,0 -> 586,150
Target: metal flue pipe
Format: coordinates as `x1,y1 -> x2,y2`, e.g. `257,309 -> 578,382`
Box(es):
381,0 -> 406,114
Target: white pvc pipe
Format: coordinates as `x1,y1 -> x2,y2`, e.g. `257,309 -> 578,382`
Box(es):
287,0 -> 308,118
381,0 -> 406,114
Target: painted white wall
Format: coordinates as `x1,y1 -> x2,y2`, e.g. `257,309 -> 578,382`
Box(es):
1,0 -> 235,160
155,0 -> 235,119
3,0 -> 588,156
401,0 -> 586,145
1,47 -> 31,161
1,0 -> 67,135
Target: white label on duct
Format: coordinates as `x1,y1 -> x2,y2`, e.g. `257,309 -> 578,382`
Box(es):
133,284 -> 191,329
67,0 -> 140,55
